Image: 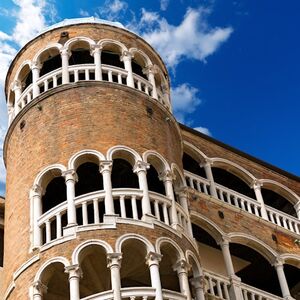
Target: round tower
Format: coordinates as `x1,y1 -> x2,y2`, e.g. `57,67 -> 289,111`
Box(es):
2,18 -> 201,300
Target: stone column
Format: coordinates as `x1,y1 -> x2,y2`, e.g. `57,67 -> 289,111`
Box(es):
218,238 -> 243,300
32,280 -> 47,300
201,159 -> 218,198
173,260 -> 192,300
190,276 -> 206,300
274,259 -> 294,300
143,65 -> 158,99
146,252 -> 163,300
107,253 -> 122,300
251,181 -> 268,220
65,265 -> 81,300
161,83 -> 171,109
91,45 -> 102,81
62,169 -> 78,228
99,160 -> 115,215
12,80 -> 22,114
30,184 -> 43,249
121,51 -> 134,88
177,188 -> 193,236
294,201 -> 300,219
60,48 -> 70,84
31,61 -> 41,98
133,160 -> 152,217
159,170 -> 179,228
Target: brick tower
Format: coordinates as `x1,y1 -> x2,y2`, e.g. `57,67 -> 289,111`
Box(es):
2,18 -> 300,300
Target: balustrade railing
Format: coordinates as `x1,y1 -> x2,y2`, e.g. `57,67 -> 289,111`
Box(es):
240,282 -> 283,300
184,170 -> 300,236
37,188 -> 189,246
11,63 -> 170,124
203,270 -> 230,300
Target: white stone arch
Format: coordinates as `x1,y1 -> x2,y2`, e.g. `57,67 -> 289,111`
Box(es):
34,256 -> 70,282
34,163 -> 67,189
183,140 -> 208,164
32,43 -> 63,65
186,250 -> 202,277
228,232 -> 278,264
143,150 -> 171,174
155,237 -> 185,260
278,253 -> 300,268
13,59 -> 32,82
210,157 -> 256,186
129,47 -> 152,67
98,38 -> 128,53
115,233 -> 155,253
171,163 -> 187,190
190,211 -> 225,243
64,36 -> 96,51
259,179 -> 300,205
107,145 -> 142,166
72,239 -> 113,265
68,149 -> 106,170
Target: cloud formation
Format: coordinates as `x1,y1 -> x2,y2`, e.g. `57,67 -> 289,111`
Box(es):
96,0 -> 128,21
160,0 -> 170,11
137,7 -> 233,68
171,83 -> 201,123
194,126 -> 212,136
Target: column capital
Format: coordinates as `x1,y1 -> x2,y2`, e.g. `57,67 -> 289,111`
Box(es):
12,80 -> 22,91
272,257 -> 285,268
60,47 -> 71,57
30,184 -> 43,197
33,280 -> 48,295
145,251 -> 163,266
189,276 -> 205,289
294,200 -> 300,211
217,236 -> 231,247
142,64 -> 158,76
173,259 -> 191,274
200,158 -> 214,168
107,252 -> 122,268
31,61 -> 42,70
133,160 -> 150,173
65,264 -> 82,279
99,160 -> 113,173
90,44 -> 103,56
62,169 -> 78,182
175,187 -> 189,197
120,50 -> 133,61
251,179 -> 263,189
159,170 -> 176,182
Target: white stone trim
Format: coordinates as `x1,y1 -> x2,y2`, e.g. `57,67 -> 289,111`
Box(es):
3,281 -> 15,300
142,149 -> 171,174
106,145 -> 142,165
33,163 -> 67,187
13,254 -> 40,280
68,149 -> 106,169
185,250 -> 202,276
129,47 -> 152,66
13,59 -> 32,82
72,239 -> 113,265
183,140 -> 208,163
155,236 -> 185,260
39,233 -> 76,252
64,36 -> 96,50
98,38 -> 128,52
115,233 -> 155,253
32,43 -> 63,64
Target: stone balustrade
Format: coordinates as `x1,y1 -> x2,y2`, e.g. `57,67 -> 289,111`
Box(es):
240,282 -> 283,300
203,270 -> 230,300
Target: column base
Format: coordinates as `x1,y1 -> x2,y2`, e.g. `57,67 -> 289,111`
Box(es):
103,214 -> 118,225
63,223 -> 77,236
142,213 -> 156,222
229,275 -> 242,300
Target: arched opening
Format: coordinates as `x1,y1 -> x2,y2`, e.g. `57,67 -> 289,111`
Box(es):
18,64 -> 32,92
147,165 -> 165,195
212,167 -> 256,199
192,223 -> 226,276
131,51 -> 148,80
40,262 -> 69,300
284,263 -> 300,298
79,245 -> 110,298
182,152 -> 206,178
111,159 -> 138,189
159,242 -> 181,292
120,239 -> 151,287
75,162 -> 103,196
230,243 -> 281,296
39,47 -> 62,77
8,90 -> 15,109
261,188 -> 297,217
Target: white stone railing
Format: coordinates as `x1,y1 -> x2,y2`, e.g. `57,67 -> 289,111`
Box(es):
184,170 -> 300,235
37,188 -> 189,245
266,206 -> 300,234
11,63 -> 170,124
203,270 -> 230,300
240,282 -> 283,300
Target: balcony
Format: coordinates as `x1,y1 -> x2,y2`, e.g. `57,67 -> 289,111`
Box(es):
10,63 -> 169,124
184,170 -> 300,235
37,188 -> 190,247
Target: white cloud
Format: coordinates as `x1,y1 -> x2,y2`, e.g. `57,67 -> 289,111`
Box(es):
97,0 -> 128,21
79,9 -> 90,17
194,126 -> 212,136
171,83 -> 201,123
160,0 -> 170,11
130,7 -> 233,68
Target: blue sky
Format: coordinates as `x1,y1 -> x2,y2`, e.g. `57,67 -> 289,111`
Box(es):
0,0 -> 299,195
